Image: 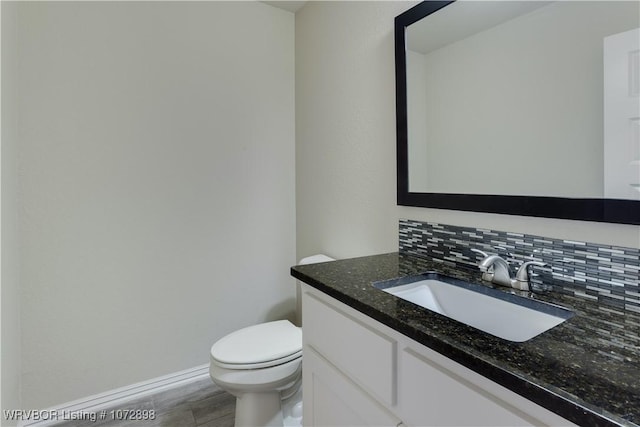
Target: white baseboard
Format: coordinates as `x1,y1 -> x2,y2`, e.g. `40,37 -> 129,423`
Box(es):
18,364 -> 213,427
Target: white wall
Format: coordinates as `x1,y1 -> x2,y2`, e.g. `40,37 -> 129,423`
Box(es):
12,1 -> 295,410
1,1 -> 22,422
296,1 -> 413,260
295,0 -> 639,264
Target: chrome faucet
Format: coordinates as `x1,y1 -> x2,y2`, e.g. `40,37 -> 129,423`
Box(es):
471,249 -> 547,291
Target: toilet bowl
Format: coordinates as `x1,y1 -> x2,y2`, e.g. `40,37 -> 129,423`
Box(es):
209,254 -> 335,427
209,320 -> 303,427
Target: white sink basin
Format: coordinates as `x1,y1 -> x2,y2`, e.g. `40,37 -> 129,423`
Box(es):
374,273 -> 573,342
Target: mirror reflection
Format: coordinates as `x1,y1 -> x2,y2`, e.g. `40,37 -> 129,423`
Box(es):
406,1 -> 639,200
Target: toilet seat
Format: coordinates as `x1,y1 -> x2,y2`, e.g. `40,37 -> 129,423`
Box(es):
210,320 -> 302,370
212,350 -> 302,370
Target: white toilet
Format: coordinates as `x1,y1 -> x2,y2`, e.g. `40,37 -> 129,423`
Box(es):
209,254 -> 334,427
209,320 -> 302,427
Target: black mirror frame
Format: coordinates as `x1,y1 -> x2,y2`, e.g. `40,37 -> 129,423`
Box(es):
395,1 -> 640,225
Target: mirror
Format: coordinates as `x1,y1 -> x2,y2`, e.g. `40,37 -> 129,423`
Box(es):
395,1 -> 640,224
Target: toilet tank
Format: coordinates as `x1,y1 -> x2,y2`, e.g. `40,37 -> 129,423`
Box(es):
295,254 -> 335,325
299,254 -> 334,265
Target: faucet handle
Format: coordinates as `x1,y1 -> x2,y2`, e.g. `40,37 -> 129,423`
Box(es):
515,261 -> 547,290
470,249 -> 497,282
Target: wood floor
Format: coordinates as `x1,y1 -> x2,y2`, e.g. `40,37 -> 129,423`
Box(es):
53,377 -> 235,427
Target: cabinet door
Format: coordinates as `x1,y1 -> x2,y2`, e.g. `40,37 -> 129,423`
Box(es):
399,347 -> 575,427
303,291 -> 396,406
304,347 -> 401,427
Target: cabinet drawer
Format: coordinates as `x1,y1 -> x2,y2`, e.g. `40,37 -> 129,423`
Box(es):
303,291 -> 396,406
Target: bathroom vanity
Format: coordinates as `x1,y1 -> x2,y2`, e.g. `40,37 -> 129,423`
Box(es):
291,253 -> 640,427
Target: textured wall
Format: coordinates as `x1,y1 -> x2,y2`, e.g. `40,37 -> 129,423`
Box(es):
14,1 -> 295,409
296,1 -> 415,260
2,1 -> 22,421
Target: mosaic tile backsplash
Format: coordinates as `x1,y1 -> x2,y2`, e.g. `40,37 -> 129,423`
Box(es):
399,220 -> 640,313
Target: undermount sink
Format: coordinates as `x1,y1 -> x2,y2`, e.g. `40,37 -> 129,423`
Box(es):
373,273 -> 573,342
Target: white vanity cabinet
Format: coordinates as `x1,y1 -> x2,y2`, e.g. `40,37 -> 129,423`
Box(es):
301,284 -> 577,427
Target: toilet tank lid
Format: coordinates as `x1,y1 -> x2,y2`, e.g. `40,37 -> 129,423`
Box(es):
210,320 -> 301,365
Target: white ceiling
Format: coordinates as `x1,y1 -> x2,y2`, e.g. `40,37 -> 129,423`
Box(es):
262,1 -> 308,13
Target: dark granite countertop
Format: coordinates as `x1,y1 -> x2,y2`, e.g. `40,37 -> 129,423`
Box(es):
291,252 -> 640,427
